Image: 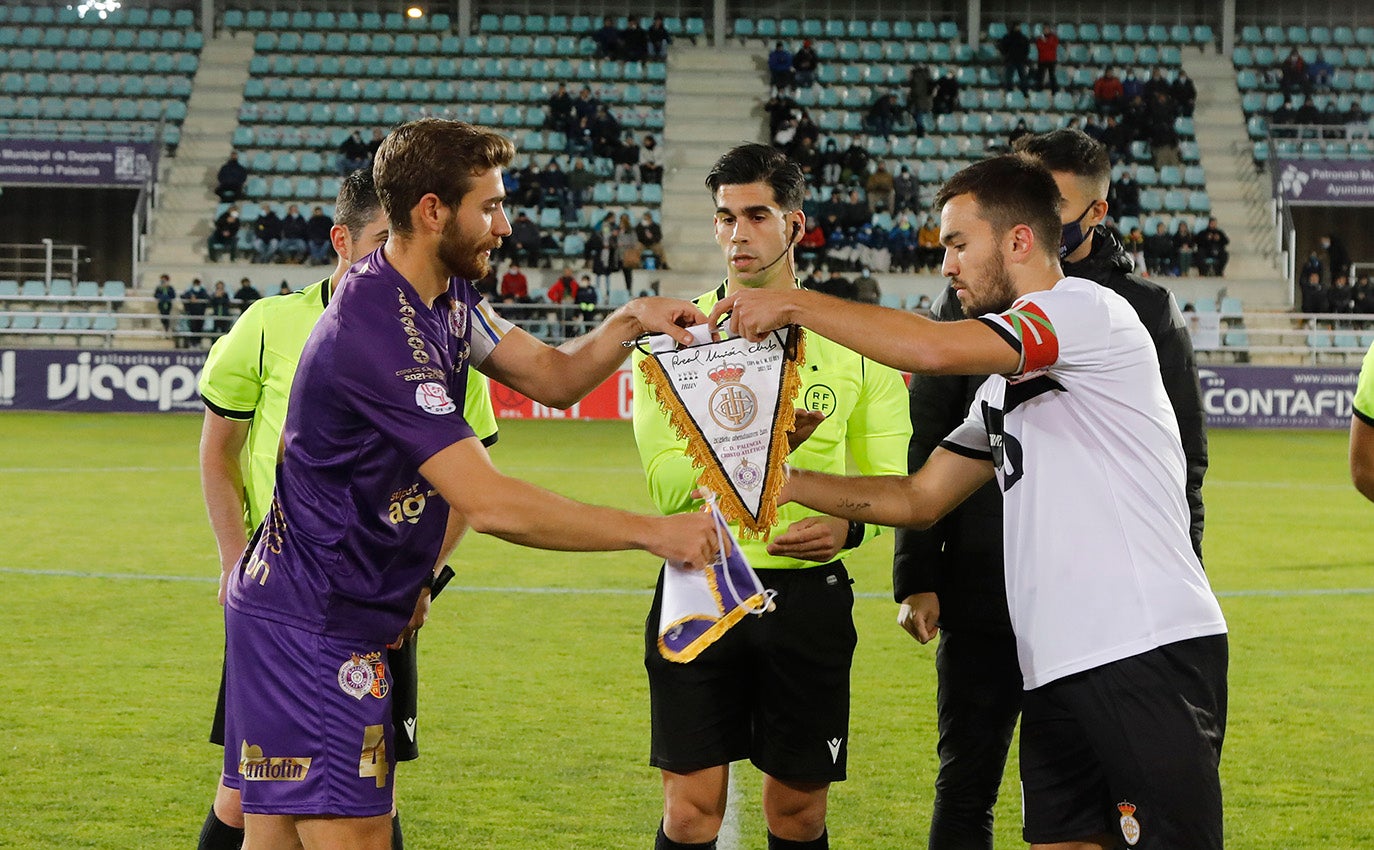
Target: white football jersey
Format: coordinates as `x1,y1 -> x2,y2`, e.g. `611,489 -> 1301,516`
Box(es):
942,277 -> 1226,689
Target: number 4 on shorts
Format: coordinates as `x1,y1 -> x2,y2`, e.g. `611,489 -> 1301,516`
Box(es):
359,724 -> 389,788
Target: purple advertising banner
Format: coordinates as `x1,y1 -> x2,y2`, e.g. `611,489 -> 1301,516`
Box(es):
1198,364 -> 1359,429
0,138 -> 155,187
0,349 -> 206,413
1274,158 -> 1374,206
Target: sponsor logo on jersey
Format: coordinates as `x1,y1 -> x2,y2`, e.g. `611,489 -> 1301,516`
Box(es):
338,653 -> 389,700
1117,801 -> 1141,846
238,741 -> 312,781
804,383 -> 836,416
395,365 -> 447,383
415,381 -> 456,415
450,302 -> 469,339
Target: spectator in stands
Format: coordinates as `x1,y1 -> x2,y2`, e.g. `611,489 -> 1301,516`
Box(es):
337,130 -> 369,176
1100,114 -> 1132,163
1125,225 -> 1147,271
866,92 -> 901,137
907,65 -> 933,137
792,39 -> 818,88
840,139 -> 871,183
1196,218 -> 1230,276
498,263 -> 531,303
1270,99 -> 1297,132
153,274 -> 176,333
837,188 -> 871,230
1331,274 -> 1355,314
998,22 -> 1031,94
1144,67 -> 1172,103
932,68 -> 959,115
852,267 -> 880,304
278,204 -> 308,263
767,41 -> 794,92
797,220 -> 827,268
472,265 -> 497,299
1279,48 -> 1308,95
814,268 -> 854,299
546,82 -> 574,133
507,211 -> 542,268
865,161 -> 895,212
207,206 -> 241,262
764,90 -> 798,142
1007,118 -> 1031,148
910,294 -> 933,317
233,277 -> 260,314
1353,273 -> 1374,315
593,16 -> 621,59
208,280 -> 233,337
1320,234 -> 1351,284
639,135 -> 664,185
589,105 -> 621,158
917,214 -> 942,271
893,165 -> 918,213
1150,92 -> 1183,167
276,281 -> 291,295
612,130 -> 641,184
1308,51 -> 1334,93
617,213 -> 641,281
1110,169 -> 1141,217
306,205 -> 333,265
1321,101 -> 1346,138
1295,97 -> 1322,127
1034,25 -> 1060,94
793,111 -> 820,150
888,213 -> 918,272
587,224 -> 622,293
1092,67 -> 1124,114
1144,222 -> 1178,276
621,18 -> 649,62
365,128 -> 386,163
1121,68 -> 1145,103
214,151 -> 248,202
1171,70 -> 1197,117
567,158 -> 595,207
647,15 -> 672,59
180,277 -> 209,348
1174,221 -> 1197,276
251,207 -> 282,263
541,158 -> 571,209
1345,101 -> 1369,127
1300,270 -> 1328,313
574,274 -> 599,328
548,266 -> 579,303
635,212 -> 666,268
818,138 -> 843,185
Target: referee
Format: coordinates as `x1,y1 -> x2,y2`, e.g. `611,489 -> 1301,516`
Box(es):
1351,338 -> 1374,502
195,170 -> 499,850
632,144 -> 911,850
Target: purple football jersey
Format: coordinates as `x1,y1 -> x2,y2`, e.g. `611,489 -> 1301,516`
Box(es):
226,247 -> 483,644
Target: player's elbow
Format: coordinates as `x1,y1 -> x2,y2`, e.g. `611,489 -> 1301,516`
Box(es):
1353,461 -> 1374,503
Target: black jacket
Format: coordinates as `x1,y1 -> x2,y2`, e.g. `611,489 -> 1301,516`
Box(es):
892,226 -> 1209,633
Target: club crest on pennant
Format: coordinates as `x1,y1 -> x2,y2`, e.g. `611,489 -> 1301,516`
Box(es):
708,363 -> 756,431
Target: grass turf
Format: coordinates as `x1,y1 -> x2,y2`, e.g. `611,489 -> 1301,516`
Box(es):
0,414 -> 1370,848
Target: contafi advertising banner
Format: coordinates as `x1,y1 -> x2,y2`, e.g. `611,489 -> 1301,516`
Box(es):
0,349 -> 207,412
1275,159 -> 1374,206
1197,365 -> 1359,429
0,138 -> 155,187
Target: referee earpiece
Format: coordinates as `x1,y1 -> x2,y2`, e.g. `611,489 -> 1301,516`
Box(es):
790,221 -> 800,246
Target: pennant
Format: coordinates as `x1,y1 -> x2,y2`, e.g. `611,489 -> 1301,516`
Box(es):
657,498 -> 775,663
638,323 -> 805,538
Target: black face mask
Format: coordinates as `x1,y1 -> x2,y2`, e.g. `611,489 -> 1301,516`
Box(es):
1059,202 -> 1097,260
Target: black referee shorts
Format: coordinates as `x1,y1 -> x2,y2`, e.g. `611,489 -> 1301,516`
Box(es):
211,636 -> 424,763
1020,634 -> 1228,848
644,562 -> 857,784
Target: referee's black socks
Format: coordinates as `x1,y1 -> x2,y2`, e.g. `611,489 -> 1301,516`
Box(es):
392,812 -> 403,850
655,821 -> 717,849
767,829 -> 829,849
196,807 -> 243,850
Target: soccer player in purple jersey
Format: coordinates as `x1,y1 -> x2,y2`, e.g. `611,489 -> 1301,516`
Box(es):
221,119 -> 719,850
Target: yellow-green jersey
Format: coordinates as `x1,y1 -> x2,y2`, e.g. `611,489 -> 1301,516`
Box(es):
632,284 -> 911,568
1356,340 -> 1374,425
199,278 -> 499,532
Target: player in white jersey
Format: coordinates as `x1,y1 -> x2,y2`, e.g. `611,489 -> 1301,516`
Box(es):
710,155 -> 1228,850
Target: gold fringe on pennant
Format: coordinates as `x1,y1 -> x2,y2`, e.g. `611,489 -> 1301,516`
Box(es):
657,594 -> 769,663
637,328 -> 806,540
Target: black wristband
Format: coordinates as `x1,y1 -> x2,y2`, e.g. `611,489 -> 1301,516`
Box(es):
844,520 -> 866,550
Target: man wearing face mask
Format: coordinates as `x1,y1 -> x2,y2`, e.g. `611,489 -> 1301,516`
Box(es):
886,128 -> 1207,850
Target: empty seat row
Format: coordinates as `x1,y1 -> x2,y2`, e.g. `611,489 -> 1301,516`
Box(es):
0,5 -> 192,27
0,49 -> 198,74
254,31 -> 608,59
249,52 -> 666,84
1,72 -> 194,97
0,312 -> 120,334
0,96 -> 186,122
225,8 -> 450,33
0,118 -> 178,143
0,26 -> 201,50
238,102 -> 664,132
477,14 -> 702,37
0,279 -> 126,300
243,77 -> 663,108
1238,25 -> 1374,47
1234,46 -> 1374,70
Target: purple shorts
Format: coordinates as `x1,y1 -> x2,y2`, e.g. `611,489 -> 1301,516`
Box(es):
222,604 -> 396,817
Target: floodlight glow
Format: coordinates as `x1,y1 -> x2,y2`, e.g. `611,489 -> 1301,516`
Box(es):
73,1 -> 122,19
406,6 -> 424,19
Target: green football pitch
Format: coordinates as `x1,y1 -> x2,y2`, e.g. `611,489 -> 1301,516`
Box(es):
0,413 -> 1370,849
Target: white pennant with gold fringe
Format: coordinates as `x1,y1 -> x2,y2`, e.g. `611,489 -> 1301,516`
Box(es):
638,323 -> 805,539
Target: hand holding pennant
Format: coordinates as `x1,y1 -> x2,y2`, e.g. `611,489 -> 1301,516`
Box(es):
657,495 -> 776,663
637,322 -> 806,539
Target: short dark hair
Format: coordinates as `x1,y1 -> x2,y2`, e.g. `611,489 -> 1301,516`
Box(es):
1012,129 -> 1111,193
334,168 -> 382,237
705,143 -> 807,211
372,119 -> 516,235
934,155 -> 1062,259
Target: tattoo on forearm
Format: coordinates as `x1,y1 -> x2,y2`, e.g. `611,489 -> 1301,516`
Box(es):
838,499 -> 872,516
